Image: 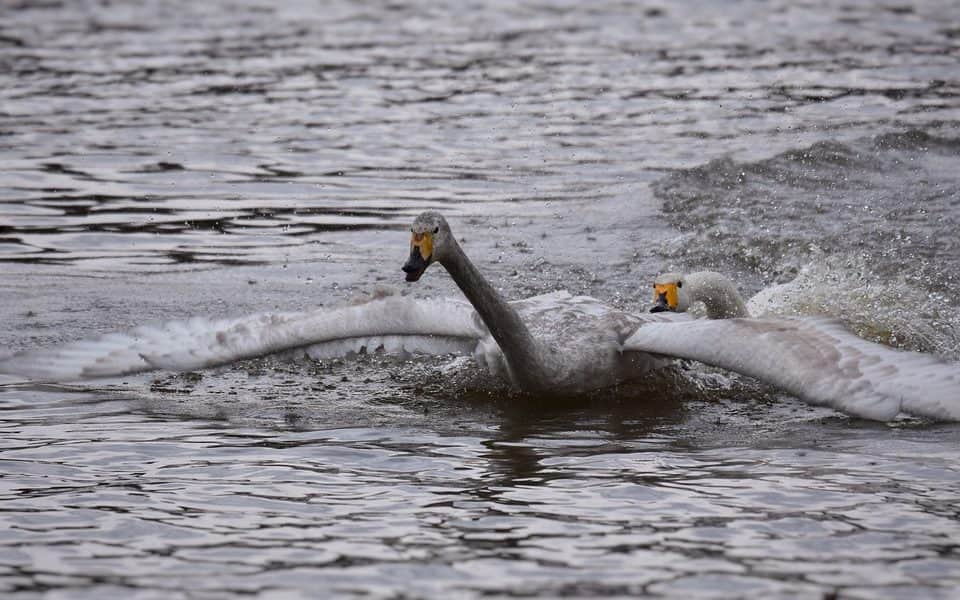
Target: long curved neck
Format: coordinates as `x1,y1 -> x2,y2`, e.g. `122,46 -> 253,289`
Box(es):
441,241 -> 551,391
685,271 -> 749,319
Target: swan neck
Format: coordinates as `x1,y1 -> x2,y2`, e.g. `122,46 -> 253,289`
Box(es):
685,271 -> 749,319
442,242 -> 550,390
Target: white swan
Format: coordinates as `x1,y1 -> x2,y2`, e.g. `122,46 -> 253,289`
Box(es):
399,212 -> 691,392
2,214 -> 958,421
650,270 -> 748,319
0,212 -> 687,392
629,271 -> 960,421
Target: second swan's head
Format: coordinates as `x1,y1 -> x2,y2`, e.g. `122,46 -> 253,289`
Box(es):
402,211 -> 453,282
649,271 -> 749,319
650,272 -> 687,313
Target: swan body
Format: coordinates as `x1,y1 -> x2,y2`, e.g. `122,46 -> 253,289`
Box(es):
401,212 -> 698,392
633,270 -> 960,421
471,291 -> 688,391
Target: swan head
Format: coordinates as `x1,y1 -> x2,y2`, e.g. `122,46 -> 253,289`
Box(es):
649,271 -> 749,318
402,211 -> 453,282
650,272 -> 688,313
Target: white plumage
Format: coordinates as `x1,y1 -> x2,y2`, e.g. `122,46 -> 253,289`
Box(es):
0,295 -> 480,381
624,316 -> 960,421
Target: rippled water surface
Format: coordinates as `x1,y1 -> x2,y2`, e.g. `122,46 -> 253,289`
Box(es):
2,1 -> 960,597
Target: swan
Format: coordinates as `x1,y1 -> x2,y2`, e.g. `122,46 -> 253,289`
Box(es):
0,211 -> 686,392
399,211 -> 689,392
1,213 -> 958,421
628,271 -> 960,421
650,270 -> 748,319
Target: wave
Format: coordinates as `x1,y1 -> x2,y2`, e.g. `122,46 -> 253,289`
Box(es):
653,129 -> 960,359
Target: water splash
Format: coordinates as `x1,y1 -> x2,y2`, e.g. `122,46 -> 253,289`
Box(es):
654,130 -> 960,360
747,250 -> 960,359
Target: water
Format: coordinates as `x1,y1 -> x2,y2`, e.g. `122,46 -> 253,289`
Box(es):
2,0 -> 960,597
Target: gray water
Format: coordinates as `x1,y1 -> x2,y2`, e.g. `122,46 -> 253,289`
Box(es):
2,1 -> 960,597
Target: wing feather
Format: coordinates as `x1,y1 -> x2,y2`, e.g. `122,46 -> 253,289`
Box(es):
0,296 -> 482,382
623,316 -> 960,421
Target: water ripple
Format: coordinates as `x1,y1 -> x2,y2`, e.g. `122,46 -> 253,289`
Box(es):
3,0 -> 960,597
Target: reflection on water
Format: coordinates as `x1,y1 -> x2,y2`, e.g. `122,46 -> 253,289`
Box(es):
2,0 -> 960,597
3,378 -> 960,598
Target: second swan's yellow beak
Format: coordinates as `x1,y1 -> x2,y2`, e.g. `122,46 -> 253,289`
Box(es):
651,283 -> 678,313
402,232 -> 433,282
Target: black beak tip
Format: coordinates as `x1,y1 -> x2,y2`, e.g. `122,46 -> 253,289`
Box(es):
650,305 -> 669,313
402,259 -> 427,282
403,247 -> 431,283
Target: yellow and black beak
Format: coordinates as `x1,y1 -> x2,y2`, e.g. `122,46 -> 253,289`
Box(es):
402,232 -> 433,282
650,283 -> 679,313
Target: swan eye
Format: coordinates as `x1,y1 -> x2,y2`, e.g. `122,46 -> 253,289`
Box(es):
677,281 -> 683,288
433,226 -> 439,234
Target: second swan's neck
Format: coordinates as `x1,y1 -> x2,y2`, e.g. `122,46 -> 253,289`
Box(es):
442,242 -> 551,391
685,271 -> 750,319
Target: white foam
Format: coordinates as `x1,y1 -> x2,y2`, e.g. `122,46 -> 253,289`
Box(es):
747,249 -> 960,360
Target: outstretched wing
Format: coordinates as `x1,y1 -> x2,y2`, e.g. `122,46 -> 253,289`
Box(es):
0,296 -> 483,382
623,316 -> 960,421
